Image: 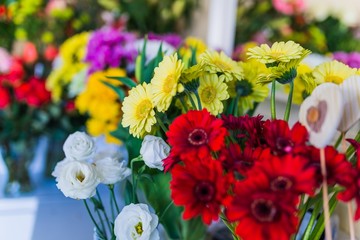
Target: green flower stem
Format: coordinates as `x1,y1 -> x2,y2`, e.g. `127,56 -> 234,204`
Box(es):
155,114 -> 168,133
194,90 -> 202,110
83,199 -> 105,239
96,190 -> 112,232
186,90 -> 198,110
110,195 -> 115,221
109,184 -> 120,214
271,80 -> 276,120
179,95 -> 189,112
233,95 -> 240,117
159,200 -> 174,221
95,204 -> 107,238
283,81 -> 294,122
130,156 -> 143,203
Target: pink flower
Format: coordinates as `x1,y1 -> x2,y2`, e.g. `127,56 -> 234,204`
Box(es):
0,47 -> 12,73
272,0 -> 305,15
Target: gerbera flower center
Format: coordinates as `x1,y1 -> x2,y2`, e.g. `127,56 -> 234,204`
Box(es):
213,59 -> 231,71
325,75 -> 343,84
251,199 -> 278,222
194,181 -> 215,202
236,80 -> 253,97
134,222 -> 143,235
200,86 -> 217,103
135,99 -> 153,120
163,74 -> 176,93
306,101 -> 327,133
188,128 -> 208,146
276,137 -> 293,153
76,171 -> 85,182
271,176 -> 293,191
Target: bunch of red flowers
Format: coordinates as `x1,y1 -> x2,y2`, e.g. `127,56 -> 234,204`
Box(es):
164,109 -> 358,240
0,56 -> 53,142
0,57 -> 51,109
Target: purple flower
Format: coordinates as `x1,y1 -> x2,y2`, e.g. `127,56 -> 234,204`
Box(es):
85,27 -> 138,74
332,51 -> 360,68
148,33 -> 183,48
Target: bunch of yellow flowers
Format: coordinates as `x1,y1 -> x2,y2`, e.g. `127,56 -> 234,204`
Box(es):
75,68 -> 127,144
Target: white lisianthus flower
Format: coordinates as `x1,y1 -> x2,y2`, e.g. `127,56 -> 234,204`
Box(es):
114,203 -> 159,240
94,157 -> 131,185
63,131 -> 96,161
55,160 -> 100,199
51,158 -> 71,179
140,135 -> 170,171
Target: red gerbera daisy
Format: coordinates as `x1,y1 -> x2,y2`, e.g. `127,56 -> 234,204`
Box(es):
263,120 -> 308,156
166,109 -> 227,160
226,174 -> 298,240
162,151 -> 181,172
253,151 -> 317,196
306,146 -> 354,187
337,139 -> 360,220
221,114 -> 265,147
170,158 -> 231,225
219,144 -> 262,177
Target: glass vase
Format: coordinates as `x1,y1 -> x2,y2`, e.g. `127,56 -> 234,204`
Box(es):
1,138 -> 37,197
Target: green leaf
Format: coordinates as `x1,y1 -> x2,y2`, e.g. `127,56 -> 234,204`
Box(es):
125,136 -> 142,160
181,217 -> 207,240
90,197 -> 104,211
101,81 -> 126,101
309,193 -> 338,240
139,174 -> 155,184
106,76 -> 137,89
110,125 -> 130,141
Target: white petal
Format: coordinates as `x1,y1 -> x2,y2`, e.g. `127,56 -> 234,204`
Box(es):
338,75 -> 360,132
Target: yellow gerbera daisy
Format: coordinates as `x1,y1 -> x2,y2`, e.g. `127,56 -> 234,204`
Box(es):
247,41 -> 306,64
196,73 -> 229,115
122,83 -> 156,138
228,61 -> 269,112
151,53 -> 184,112
180,63 -> 204,83
313,60 -> 357,84
200,50 -> 244,82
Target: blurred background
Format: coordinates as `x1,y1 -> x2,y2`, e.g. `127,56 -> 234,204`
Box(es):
0,0 -> 360,239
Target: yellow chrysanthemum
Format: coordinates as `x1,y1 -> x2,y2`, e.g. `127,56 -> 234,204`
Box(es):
200,50 -> 244,82
195,74 -> 229,115
247,41 -> 306,64
122,83 -> 156,138
87,118 -> 121,145
151,54 -> 184,112
179,37 -> 207,63
313,60 -> 357,84
228,61 -> 269,112
75,68 -> 126,144
75,68 -> 125,114
284,64 -> 316,105
46,32 -> 89,101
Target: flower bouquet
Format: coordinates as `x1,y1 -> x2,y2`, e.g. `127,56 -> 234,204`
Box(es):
54,40 -> 360,239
